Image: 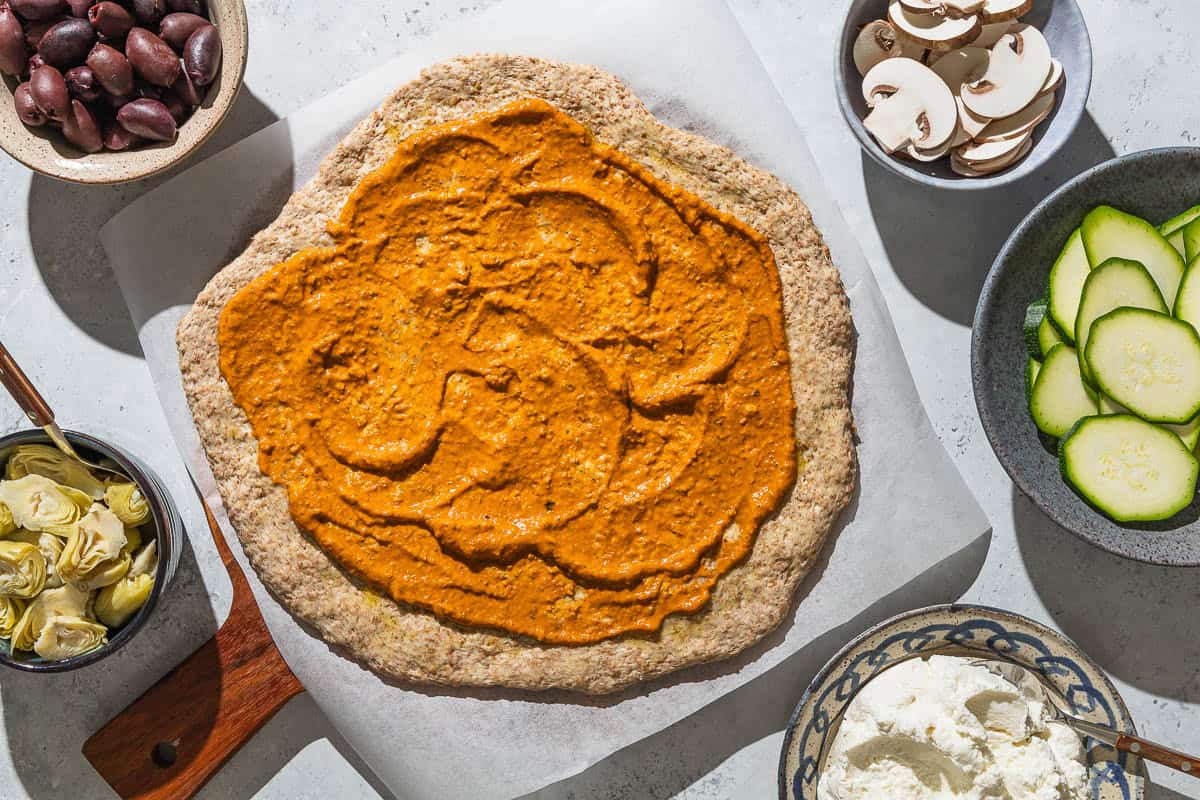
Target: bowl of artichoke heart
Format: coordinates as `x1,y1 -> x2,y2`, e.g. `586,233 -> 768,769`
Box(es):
0,430 -> 180,671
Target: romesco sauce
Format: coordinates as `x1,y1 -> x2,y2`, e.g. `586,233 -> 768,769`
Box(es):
217,99 -> 797,644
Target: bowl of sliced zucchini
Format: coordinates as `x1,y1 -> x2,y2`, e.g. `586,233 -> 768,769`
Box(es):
974,147 -> 1200,565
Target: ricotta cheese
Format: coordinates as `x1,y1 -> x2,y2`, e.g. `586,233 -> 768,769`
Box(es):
818,655 -> 1088,800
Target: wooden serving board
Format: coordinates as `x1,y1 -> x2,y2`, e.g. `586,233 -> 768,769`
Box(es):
83,503 -> 304,800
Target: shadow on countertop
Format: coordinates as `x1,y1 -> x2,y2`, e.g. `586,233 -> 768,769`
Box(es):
25,86 -> 281,357
1012,487 -> 1200,704
862,112 -> 1117,327
521,532 -> 990,800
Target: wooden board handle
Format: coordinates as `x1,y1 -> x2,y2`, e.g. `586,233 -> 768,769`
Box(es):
1116,733 -> 1200,779
83,503 -> 304,800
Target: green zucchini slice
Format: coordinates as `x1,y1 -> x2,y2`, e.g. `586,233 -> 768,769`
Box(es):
1099,393 -> 1200,449
1073,257 -> 1167,384
1047,229 -> 1089,343
1030,343 -> 1098,438
1085,307 -> 1200,423
1060,414 -> 1198,522
1082,206 -> 1185,309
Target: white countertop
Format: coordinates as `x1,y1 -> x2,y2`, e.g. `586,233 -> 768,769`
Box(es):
0,1 -> 1196,798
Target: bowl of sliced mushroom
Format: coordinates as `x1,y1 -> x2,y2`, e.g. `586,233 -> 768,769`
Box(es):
0,429 -> 181,671
836,0 -> 1091,188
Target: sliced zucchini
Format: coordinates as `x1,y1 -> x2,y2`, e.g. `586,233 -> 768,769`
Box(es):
1174,254 -> 1200,327
1167,229 -> 1187,258
1073,257 -> 1167,384
1024,299 -> 1064,358
1026,357 -> 1042,405
1086,307 -> 1200,423
1060,414 -> 1199,522
1158,204 -> 1200,239
1047,229 -> 1089,343
1098,393 -> 1200,449
1185,218 -> 1200,263
1038,315 -> 1064,357
1081,206 -> 1185,309
1030,343 -> 1098,437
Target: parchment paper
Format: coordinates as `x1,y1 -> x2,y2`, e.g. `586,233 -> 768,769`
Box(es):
99,1 -> 989,797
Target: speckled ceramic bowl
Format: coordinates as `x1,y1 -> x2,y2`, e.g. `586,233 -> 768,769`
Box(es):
0,0 -> 247,184
0,429 -> 182,672
779,604 -> 1143,800
973,147 -> 1200,566
835,0 -> 1092,189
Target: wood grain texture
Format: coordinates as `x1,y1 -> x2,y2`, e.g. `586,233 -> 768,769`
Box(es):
82,503 -> 304,800
1117,734 -> 1200,778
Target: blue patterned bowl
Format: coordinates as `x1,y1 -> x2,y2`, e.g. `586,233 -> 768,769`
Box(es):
779,604 -> 1143,800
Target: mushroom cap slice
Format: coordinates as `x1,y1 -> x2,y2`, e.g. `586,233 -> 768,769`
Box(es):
904,134 -> 957,162
888,1 -> 981,51
980,0 -> 1032,24
854,20 -> 903,76
973,21 -> 1015,48
930,46 -> 990,90
961,24 -> 1052,119
952,136 -> 1032,175
862,57 -> 959,153
1040,58 -> 1064,95
957,97 -> 991,138
976,91 -> 1054,142
899,0 -> 984,14
955,129 -> 1030,163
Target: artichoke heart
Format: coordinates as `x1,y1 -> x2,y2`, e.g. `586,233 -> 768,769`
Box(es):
7,529 -> 65,588
96,572 -> 154,628
0,501 -> 14,537
58,504 -> 130,591
33,615 -> 107,660
6,444 -> 107,500
130,540 -> 157,578
123,525 -> 143,555
0,595 -> 25,639
105,482 -> 151,526
0,474 -> 92,536
9,582 -> 90,651
0,540 -> 47,599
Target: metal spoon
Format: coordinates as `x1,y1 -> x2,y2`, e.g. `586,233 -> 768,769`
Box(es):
0,340 -> 124,480
973,656 -> 1200,778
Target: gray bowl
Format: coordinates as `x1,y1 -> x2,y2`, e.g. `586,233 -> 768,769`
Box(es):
972,147 -> 1200,566
835,0 -> 1092,190
0,429 -> 183,671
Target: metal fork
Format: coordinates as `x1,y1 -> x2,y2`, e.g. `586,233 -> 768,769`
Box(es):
972,656 -> 1199,779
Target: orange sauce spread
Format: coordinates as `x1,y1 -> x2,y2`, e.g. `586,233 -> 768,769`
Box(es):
217,98 -> 797,644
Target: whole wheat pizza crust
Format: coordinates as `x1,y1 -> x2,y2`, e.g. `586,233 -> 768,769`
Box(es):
177,55 -> 855,694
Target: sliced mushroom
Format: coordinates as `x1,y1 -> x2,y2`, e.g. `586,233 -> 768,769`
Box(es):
888,1 -> 981,51
854,20 -> 903,75
929,47 -> 993,136
861,57 -> 958,153
957,98 -> 992,138
975,91 -> 1054,142
955,130 -> 1030,163
973,21 -> 1015,47
899,0 -> 983,14
961,24 -> 1052,119
980,0 -> 1032,24
904,121 -> 961,160
1039,58 -> 1064,95
952,136 -> 1032,175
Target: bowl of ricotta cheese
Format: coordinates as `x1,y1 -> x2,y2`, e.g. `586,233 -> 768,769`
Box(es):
779,604 -> 1143,800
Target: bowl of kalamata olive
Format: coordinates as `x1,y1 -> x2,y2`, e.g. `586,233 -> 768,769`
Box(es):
0,0 -> 246,184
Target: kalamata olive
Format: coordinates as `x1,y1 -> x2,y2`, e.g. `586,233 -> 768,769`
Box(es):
9,0 -> 65,21
116,96 -> 173,140
181,21 -> 216,86
61,97 -> 101,151
29,64 -> 69,120
64,64 -> 101,101
64,0 -> 89,17
157,11 -> 204,50
129,0 -> 162,25
87,1 -> 132,39
13,82 -> 47,125
169,61 -> 199,104
0,3 -> 25,76
159,86 -> 185,122
125,26 -> 177,86
26,52 -> 45,74
165,0 -> 202,15
86,41 -> 132,94
37,17 -> 94,67
102,119 -> 138,149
